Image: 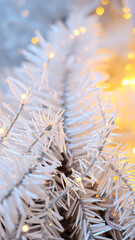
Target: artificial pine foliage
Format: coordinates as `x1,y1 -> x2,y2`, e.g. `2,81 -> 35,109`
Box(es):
0,11 -> 135,240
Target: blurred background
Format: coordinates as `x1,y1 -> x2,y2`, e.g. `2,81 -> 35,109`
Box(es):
0,0 -> 135,161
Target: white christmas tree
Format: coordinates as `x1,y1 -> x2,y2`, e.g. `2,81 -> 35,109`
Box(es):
0,11 -> 135,240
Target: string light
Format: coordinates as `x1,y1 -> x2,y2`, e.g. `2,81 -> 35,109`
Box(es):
96,7 -> 105,16
112,212 -> 117,217
122,79 -> 129,86
113,176 -> 117,180
21,9 -> 29,18
102,198 -> 106,202
123,13 -> 131,20
131,201 -> 134,205
80,26 -> 86,34
132,148 -> 135,154
101,0 -> 109,5
0,128 -> 4,135
22,225 -> 29,232
125,64 -> 132,71
49,223 -> 52,226
21,94 -> 27,100
76,177 -> 82,182
74,29 -> 80,36
122,7 -> 130,13
96,194 -> 99,197
31,37 -> 39,45
69,34 -> 74,39
128,52 -> 134,60
49,52 -> 55,59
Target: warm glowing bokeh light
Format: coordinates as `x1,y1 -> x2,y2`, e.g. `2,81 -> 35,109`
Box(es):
0,128 -> 4,135
69,34 -> 74,39
125,64 -> 132,71
96,7 -> 105,16
22,225 -> 29,232
74,29 -> 80,36
101,0 -> 109,5
21,94 -> 27,100
122,79 -> 129,86
76,177 -> 82,182
123,13 -> 131,20
31,37 -> 39,44
128,52 -> 134,59
132,148 -> 135,154
122,7 -> 130,13
80,26 -> 86,34
113,176 -> 117,180
49,52 -> 55,59
21,9 -> 29,18
49,223 -> 52,226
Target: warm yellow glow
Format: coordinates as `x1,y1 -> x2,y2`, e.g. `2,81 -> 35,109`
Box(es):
80,26 -> 86,34
21,9 -> 29,18
76,177 -> 82,182
123,13 -> 131,19
0,128 -> 4,135
96,7 -> 105,16
125,64 -> 132,71
128,52 -> 134,59
21,94 -> 27,100
133,28 -> 135,34
49,223 -> 52,226
122,7 -> 130,13
122,79 -> 129,86
96,194 -> 99,197
102,198 -> 106,202
31,37 -> 39,45
74,29 -> 80,36
113,176 -> 117,180
22,225 -> 29,232
131,201 -> 134,205
49,52 -> 55,59
69,34 -> 74,39
112,212 -> 117,216
129,78 -> 135,85
101,0 -> 109,5
132,148 -> 135,154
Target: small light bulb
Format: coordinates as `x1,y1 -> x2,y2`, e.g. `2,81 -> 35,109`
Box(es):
113,176 -> 117,181
123,13 -> 131,19
80,26 -> 86,34
49,223 -> 52,226
0,128 -> 4,135
96,7 -> 105,16
101,0 -> 109,5
132,148 -> 135,154
49,52 -> 55,59
96,194 -> 99,197
122,6 -> 130,13
21,9 -> 29,18
133,28 -> 135,34
102,198 -> 106,202
112,212 -> 117,217
131,201 -> 134,205
74,29 -> 80,36
21,94 -> 27,100
122,79 -> 129,86
22,224 -> 29,232
76,177 -> 82,182
128,52 -> 134,59
125,64 -> 132,71
69,34 -> 74,39
31,37 -> 39,45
